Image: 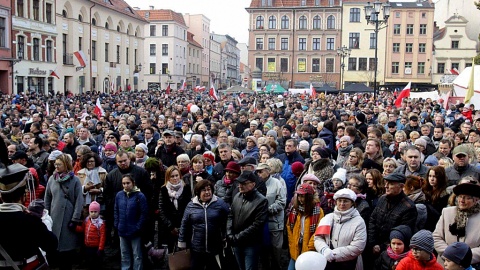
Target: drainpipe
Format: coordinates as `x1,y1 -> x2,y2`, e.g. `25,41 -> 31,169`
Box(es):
89,3 -> 95,92
290,9 -> 295,89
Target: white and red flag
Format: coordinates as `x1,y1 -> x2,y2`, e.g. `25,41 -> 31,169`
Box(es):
50,68 -> 60,79
310,83 -> 317,100
93,98 -> 105,117
209,81 -> 218,101
394,82 -> 411,108
45,103 -> 50,116
73,51 -> 87,67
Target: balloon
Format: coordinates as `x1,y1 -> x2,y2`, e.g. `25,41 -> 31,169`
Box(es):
295,251 -> 327,270
190,105 -> 200,113
187,103 -> 193,112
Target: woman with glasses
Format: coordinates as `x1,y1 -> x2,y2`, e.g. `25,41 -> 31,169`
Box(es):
45,153 -> 84,270
77,152 -> 107,217
343,147 -> 364,178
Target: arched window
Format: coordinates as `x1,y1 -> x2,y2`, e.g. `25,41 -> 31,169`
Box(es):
92,18 -> 96,25
268,16 -> 276,29
281,15 -> 289,29
298,15 -> 307,29
62,10 -> 67,18
78,14 -> 83,22
105,22 -> 109,29
117,25 -> 120,32
327,15 -> 335,29
256,16 -> 264,29
313,15 -> 321,29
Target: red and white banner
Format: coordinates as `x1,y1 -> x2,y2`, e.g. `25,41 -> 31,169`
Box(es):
45,103 -> 50,116
179,81 -> 186,91
209,81 -> 218,101
394,82 -> 411,108
310,83 -> 317,100
166,84 -> 171,95
50,69 -> 60,79
195,85 -> 206,92
93,98 -> 105,117
73,51 -> 87,67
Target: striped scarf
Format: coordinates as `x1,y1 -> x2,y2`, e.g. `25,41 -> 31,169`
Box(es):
289,202 -> 322,233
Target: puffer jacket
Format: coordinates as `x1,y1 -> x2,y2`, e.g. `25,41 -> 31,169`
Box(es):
77,217 -> 107,250
374,249 -> 403,270
214,178 -> 234,205
264,176 -> 287,231
178,195 -> 230,254
114,187 -> 148,238
314,207 -> 367,270
227,189 -> 268,247
396,251 -> 443,270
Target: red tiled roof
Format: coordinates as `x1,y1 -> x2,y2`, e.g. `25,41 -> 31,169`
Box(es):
248,0 -> 341,8
137,9 -> 187,26
90,0 -> 147,22
187,31 -> 203,48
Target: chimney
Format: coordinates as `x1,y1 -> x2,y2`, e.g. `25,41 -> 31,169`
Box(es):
149,5 -> 154,10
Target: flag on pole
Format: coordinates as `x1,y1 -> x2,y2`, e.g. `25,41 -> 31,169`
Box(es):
451,68 -> 459,75
237,96 -> 242,106
50,68 -> 60,79
179,81 -> 186,91
253,98 -> 257,113
45,102 -> 50,116
73,51 -> 88,67
209,81 -> 219,101
394,82 -> 411,108
165,84 -> 171,95
93,98 -> 105,117
465,58 -> 475,104
310,83 -> 317,100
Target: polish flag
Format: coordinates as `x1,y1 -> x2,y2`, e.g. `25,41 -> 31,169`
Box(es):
315,224 -> 331,236
451,68 -> 459,75
179,81 -> 186,91
253,98 -> 258,113
165,84 -> 171,95
209,81 -> 219,101
93,98 -> 105,117
50,69 -> 60,79
310,83 -> 317,100
237,96 -> 242,106
394,82 -> 411,108
45,103 -> 50,116
73,51 -> 87,67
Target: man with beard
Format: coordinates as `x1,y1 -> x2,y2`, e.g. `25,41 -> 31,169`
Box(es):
234,111 -> 250,138
445,144 -> 480,186
28,137 -> 49,179
155,130 -> 185,167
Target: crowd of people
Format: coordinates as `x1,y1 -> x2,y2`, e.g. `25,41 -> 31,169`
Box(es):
0,88 -> 479,270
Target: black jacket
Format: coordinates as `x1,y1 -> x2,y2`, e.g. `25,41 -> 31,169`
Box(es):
212,157 -> 234,181
62,140 -> 80,161
155,144 -> 185,167
158,185 -> 192,231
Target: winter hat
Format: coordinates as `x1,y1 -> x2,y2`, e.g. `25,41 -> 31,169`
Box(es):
266,130 -> 278,140
298,140 -> 310,152
333,188 -> 357,202
332,168 -> 347,184
389,225 -> 413,248
340,136 -> 351,144
246,136 -> 257,146
296,183 -> 315,195
291,161 -> 304,178
356,112 -> 366,123
104,143 -> 118,152
414,138 -> 427,148
263,122 -> 273,131
28,199 -> 45,218
424,155 -> 438,166
89,201 -> 101,212
283,124 -> 293,133
410,229 -> 435,254
224,161 -> 241,174
48,150 -> 64,161
203,151 -> 215,165
135,143 -> 148,153
314,147 -> 331,159
301,173 -> 321,185
443,242 -> 473,269
250,120 -> 258,127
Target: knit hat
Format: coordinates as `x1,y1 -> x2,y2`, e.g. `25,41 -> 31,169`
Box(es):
414,138 -> 427,148
296,183 -> 315,195
48,150 -> 63,161
298,140 -> 310,152
389,225 -> 412,248
332,168 -> 347,184
104,143 -> 118,152
443,242 -> 473,269
203,151 -> 215,165
333,188 -> 357,202
246,136 -> 257,146
340,136 -> 351,144
266,130 -> 278,140
89,201 -> 101,212
28,199 -> 45,218
291,161 -> 304,178
250,120 -> 258,127
356,112 -> 366,123
410,229 -> 435,254
301,173 -> 321,185
283,124 -> 293,133
314,147 -> 331,159
135,143 -> 148,153
263,122 -> 273,131
424,155 -> 438,166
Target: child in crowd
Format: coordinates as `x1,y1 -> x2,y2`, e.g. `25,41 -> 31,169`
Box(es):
442,242 -> 474,270
374,225 -> 412,270
396,230 -> 443,270
324,168 -> 347,211
28,199 -> 53,231
76,201 -> 106,270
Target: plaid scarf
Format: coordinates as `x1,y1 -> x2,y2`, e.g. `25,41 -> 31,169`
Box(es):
289,202 -> 322,233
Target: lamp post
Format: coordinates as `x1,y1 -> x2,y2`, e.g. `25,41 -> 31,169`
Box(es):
364,0 -> 391,100
337,45 -> 351,91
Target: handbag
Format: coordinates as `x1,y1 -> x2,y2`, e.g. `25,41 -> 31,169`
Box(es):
167,243 -> 191,270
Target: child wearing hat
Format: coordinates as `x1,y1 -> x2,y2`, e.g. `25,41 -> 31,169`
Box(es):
76,201 -> 106,269
323,168 -> 347,212
374,225 -> 412,270
28,199 -> 53,231
396,229 -> 443,270
442,242 -> 474,270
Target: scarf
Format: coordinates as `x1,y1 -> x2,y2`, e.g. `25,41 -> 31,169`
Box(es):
288,202 -> 322,233
223,176 -> 232,185
357,193 -> 367,200
166,181 -> 184,210
190,168 -> 205,177
124,186 -> 140,197
0,203 -> 27,212
90,216 -> 104,230
338,144 -> 353,157
136,156 -> 148,165
452,201 -> 480,236
387,246 -> 408,261
54,171 -> 74,183
85,167 -> 101,185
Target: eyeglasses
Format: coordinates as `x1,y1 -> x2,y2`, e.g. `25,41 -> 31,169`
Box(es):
457,195 -> 474,201
121,139 -> 129,142
411,247 -> 423,253
347,183 -> 360,188
54,163 -> 64,167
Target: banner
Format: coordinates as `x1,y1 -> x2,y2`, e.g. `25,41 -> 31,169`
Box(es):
298,58 -> 306,72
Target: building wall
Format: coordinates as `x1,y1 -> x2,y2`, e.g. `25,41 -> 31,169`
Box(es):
0,0 -> 13,94
434,0 -> 480,44
184,14 -> 210,86
209,36 -> 221,88
187,43 -> 202,88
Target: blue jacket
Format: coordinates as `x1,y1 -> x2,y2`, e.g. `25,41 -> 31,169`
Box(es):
114,188 -> 148,238
241,146 -> 259,160
178,195 -> 230,254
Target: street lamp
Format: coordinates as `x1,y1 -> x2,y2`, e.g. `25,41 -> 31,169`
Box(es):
364,0 -> 391,100
337,45 -> 351,91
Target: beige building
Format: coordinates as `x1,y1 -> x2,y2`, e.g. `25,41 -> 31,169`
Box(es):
434,0 -> 480,45
137,9 -> 188,91
210,35 -> 221,88
183,14 -> 210,86
55,0 -> 146,94
246,0 -> 343,89
187,31 -> 202,88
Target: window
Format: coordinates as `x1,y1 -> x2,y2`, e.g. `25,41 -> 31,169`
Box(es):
150,44 -> 156,56
419,24 -> 426,35
261,0 -> 272,6
126,47 -> 129,65
268,38 -> 275,50
299,38 -> 306,51
437,63 -> 445,74
393,43 -> 400,53
369,33 -> 376,49
405,62 -> 412,69
105,22 -> 109,29
33,38 -> 40,61
350,8 -> 360,22
281,38 -> 288,50
392,62 -> 399,74
281,16 -> 289,29
312,38 -> 320,50
300,0 -> 306,6
92,18 -> 96,26
369,58 -> 376,71
150,63 -> 156,74
280,58 -> 288,72
298,58 -> 306,72
45,3 -> 52,23
406,24 -> 413,35
256,58 -> 263,71
299,16 -> 307,29
162,63 -> 168,74
256,16 -> 264,29
150,25 -> 156,36
33,0 -> 39,20
0,18 -> 5,48
326,58 -> 334,72
419,43 -> 426,53
116,45 -> 120,63
92,40 -> 96,60
393,24 -> 401,35
17,0 -> 24,17
162,25 -> 168,36
327,15 -> 335,29
256,38 -> 263,50
451,63 -> 459,70
162,44 -> 168,56
359,58 -> 367,71
312,58 -> 320,72
78,37 -> 82,51
451,41 -> 459,49
268,16 -> 276,29
62,34 -> 67,63
313,16 -> 321,29
79,15 -> 83,22
406,43 -> 413,53
466,63 -> 472,68
349,33 -> 359,49
395,11 -> 400,18
105,43 -> 109,62
348,57 -> 357,70
62,10 -> 67,17
315,0 -> 320,5
46,40 -> 52,61
267,58 -> 276,72
327,38 -> 334,50
134,49 -> 137,65
418,62 -> 425,74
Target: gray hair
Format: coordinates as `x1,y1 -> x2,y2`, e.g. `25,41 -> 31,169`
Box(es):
191,134 -> 203,144
176,153 -> 190,163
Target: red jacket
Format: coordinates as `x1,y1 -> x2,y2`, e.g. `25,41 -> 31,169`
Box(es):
76,217 -> 106,250
396,251 -> 443,270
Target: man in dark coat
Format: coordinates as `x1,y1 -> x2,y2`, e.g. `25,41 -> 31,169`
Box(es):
62,132 -> 80,161
155,130 -> 185,167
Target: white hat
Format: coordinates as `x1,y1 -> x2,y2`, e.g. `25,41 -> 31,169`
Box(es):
298,140 -> 310,152
333,188 -> 357,202
135,143 -> 148,153
332,168 -> 347,184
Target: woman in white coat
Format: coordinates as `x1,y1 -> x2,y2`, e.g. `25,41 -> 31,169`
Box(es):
315,188 -> 367,270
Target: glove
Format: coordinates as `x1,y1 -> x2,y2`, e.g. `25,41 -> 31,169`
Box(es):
96,250 -> 104,257
322,248 -> 334,262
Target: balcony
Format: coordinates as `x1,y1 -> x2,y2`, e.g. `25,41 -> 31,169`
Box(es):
63,53 -> 73,65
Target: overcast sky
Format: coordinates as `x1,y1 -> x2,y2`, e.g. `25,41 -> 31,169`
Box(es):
125,0 -> 252,44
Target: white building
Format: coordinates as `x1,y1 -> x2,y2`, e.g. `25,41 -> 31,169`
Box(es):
210,35 -> 221,89
183,14 -> 210,86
